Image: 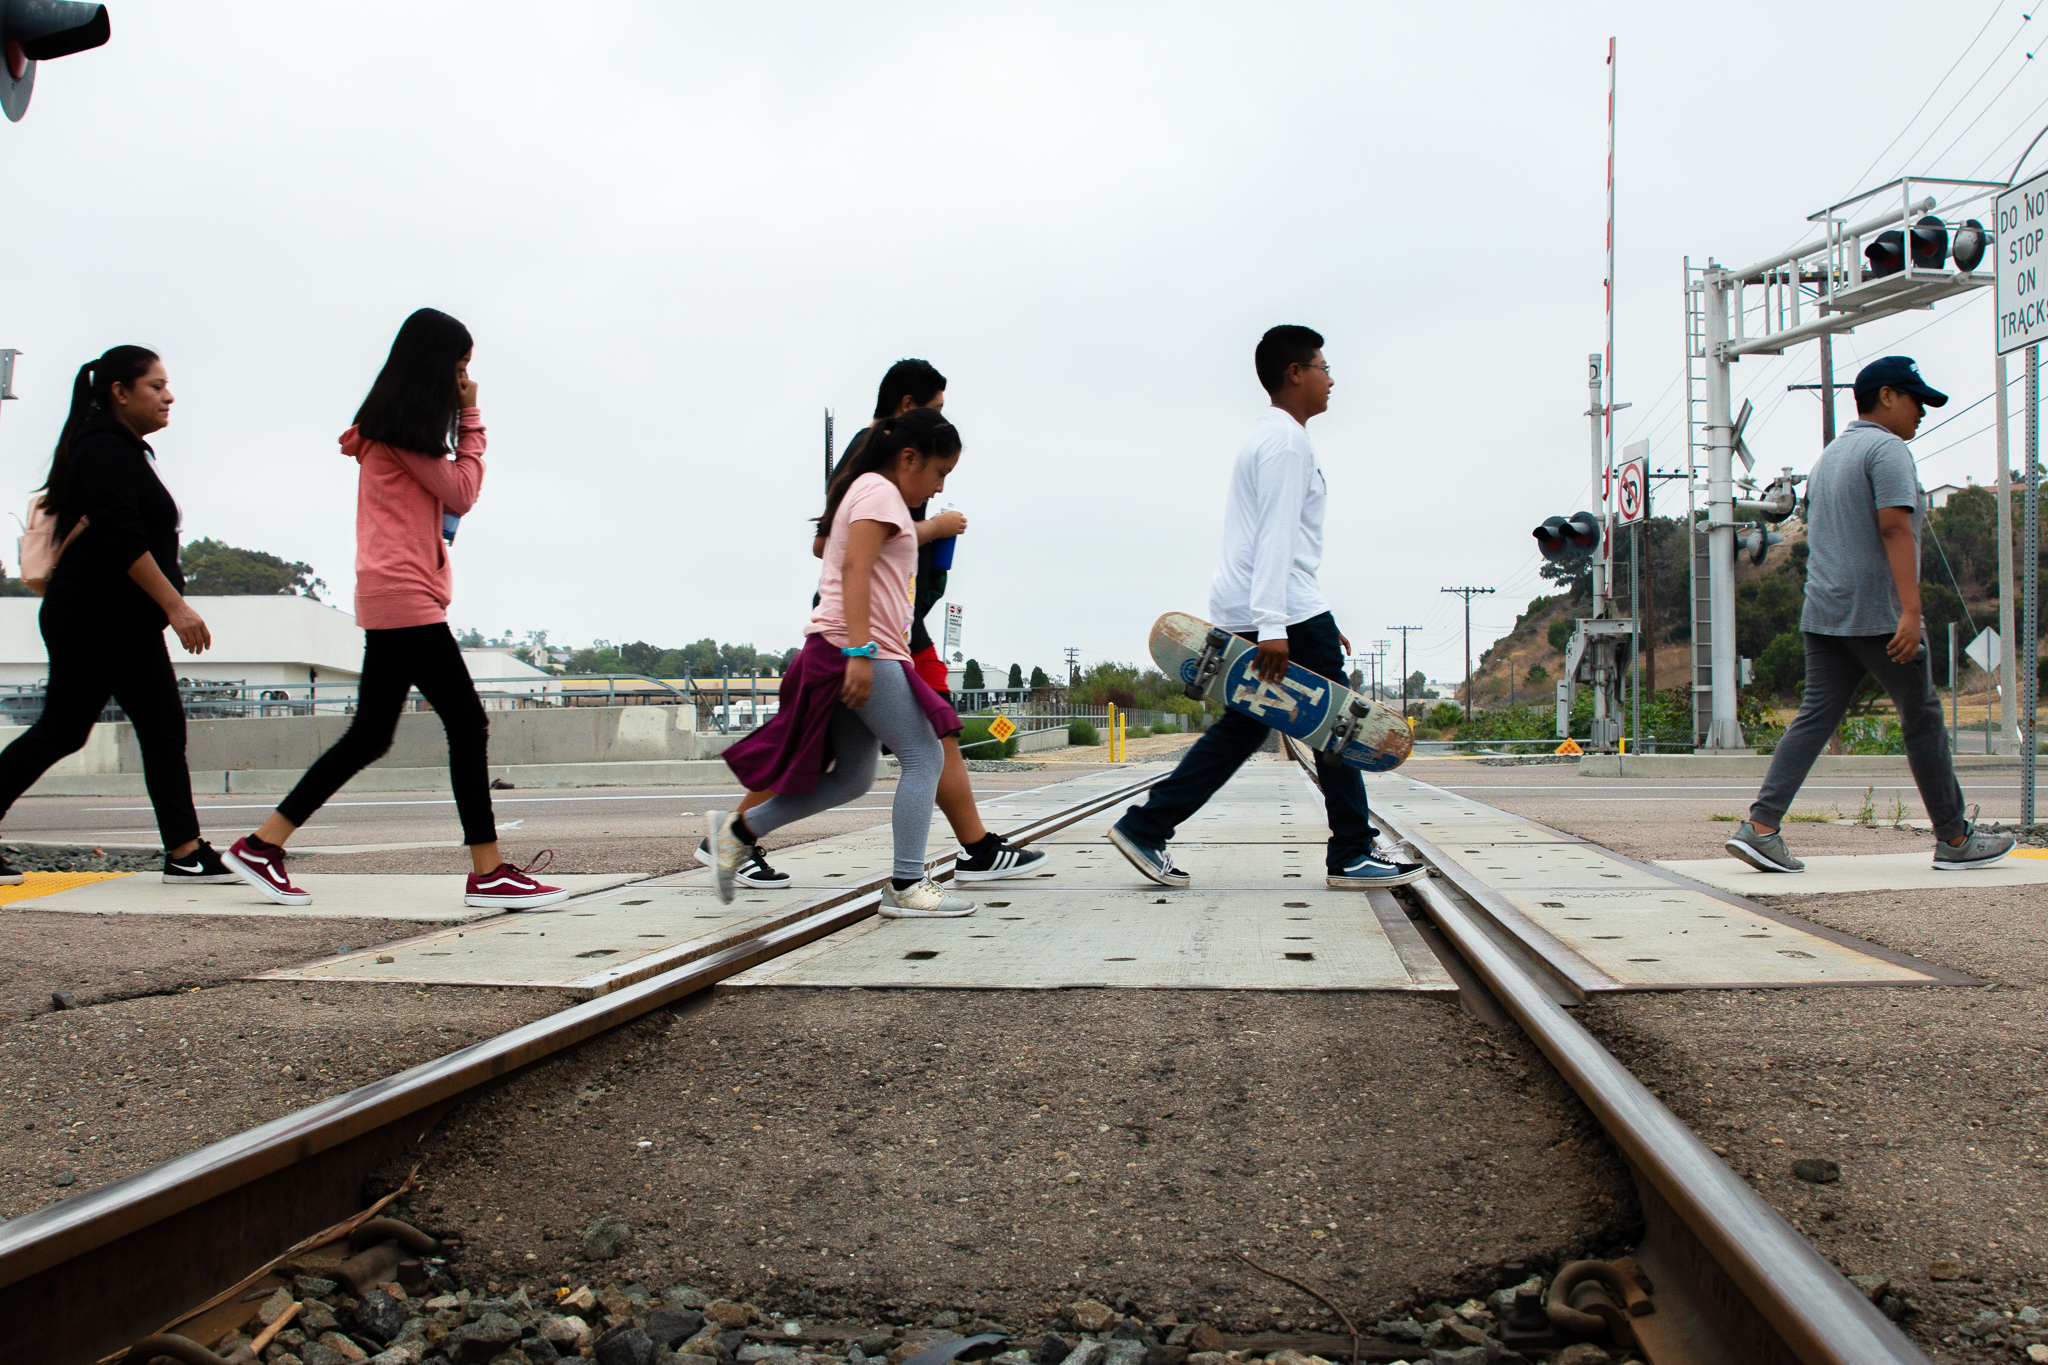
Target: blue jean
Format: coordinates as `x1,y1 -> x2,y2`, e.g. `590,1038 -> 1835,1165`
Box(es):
1115,611 -> 1374,873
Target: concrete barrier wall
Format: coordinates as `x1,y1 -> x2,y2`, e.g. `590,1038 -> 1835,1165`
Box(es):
0,705 -> 742,777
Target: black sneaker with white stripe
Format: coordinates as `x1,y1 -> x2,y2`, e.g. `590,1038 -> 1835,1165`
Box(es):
163,839 -> 240,884
694,837 -> 791,887
953,833 -> 1048,882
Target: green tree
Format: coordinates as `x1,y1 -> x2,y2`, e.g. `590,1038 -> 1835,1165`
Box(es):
1030,665 -> 1050,689
1547,616 -> 1575,654
457,627 -> 486,647
1406,669 -> 1427,698
1007,662 -> 1024,689
179,538 -> 326,599
962,658 -> 985,690
1525,662 -> 1549,688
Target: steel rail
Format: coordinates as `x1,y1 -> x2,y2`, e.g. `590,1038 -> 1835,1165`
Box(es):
3,768 -> 1165,1365
1280,741 -> 1928,1364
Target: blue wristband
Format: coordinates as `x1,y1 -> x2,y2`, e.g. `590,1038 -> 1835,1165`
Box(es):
842,643 -> 879,658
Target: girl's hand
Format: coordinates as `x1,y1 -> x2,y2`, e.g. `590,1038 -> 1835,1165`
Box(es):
457,373 -> 479,408
929,510 -> 966,538
841,656 -> 873,708
169,602 -> 212,655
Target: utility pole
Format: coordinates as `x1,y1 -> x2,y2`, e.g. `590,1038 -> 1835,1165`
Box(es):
1441,587 -> 1494,722
1064,646 -> 1081,686
1372,639 -> 1389,702
1389,625 -> 1423,715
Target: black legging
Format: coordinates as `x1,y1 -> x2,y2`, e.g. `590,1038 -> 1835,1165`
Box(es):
0,607 -> 200,850
279,622 -> 496,844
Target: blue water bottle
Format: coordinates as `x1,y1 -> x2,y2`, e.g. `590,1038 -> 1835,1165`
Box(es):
930,501 -> 957,570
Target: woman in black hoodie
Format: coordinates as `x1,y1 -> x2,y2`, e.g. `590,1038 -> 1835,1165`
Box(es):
0,346 -> 236,884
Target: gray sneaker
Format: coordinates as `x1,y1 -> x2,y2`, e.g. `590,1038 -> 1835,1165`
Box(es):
1724,821 -> 1804,873
1934,808 -> 2016,871
1107,822 -> 1190,888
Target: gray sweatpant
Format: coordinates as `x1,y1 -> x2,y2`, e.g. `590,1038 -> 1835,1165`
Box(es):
743,659 -> 943,882
1749,631 -> 1966,841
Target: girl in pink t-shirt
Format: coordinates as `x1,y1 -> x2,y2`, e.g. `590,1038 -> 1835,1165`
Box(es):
712,408 -> 972,916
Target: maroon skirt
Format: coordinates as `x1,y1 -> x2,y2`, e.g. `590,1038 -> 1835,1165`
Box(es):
722,633 -> 961,797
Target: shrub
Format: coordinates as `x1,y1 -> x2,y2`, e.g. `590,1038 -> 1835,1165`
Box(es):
1547,617 -> 1575,654
1411,726 -> 1442,741
1427,701 -> 1465,731
1068,718 -> 1100,746
958,715 -> 1019,759
1151,722 -> 1181,735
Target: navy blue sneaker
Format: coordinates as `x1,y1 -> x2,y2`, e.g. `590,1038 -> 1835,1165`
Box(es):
1107,823 -> 1190,888
1328,850 -> 1426,889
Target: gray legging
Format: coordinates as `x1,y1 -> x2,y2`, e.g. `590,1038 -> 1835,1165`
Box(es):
744,659 -> 943,882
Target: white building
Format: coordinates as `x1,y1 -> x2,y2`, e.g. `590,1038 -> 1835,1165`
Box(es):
461,647 -> 560,709
0,595 -> 364,689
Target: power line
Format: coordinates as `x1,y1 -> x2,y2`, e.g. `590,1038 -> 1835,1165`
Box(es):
1891,8 -> 2034,178
1842,0 -> 2008,197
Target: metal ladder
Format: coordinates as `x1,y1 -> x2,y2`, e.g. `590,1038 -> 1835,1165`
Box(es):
1684,258 -> 1713,749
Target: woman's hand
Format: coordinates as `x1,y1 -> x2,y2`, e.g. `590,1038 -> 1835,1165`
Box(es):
457,373 -> 479,408
168,601 -> 212,655
841,655 -> 873,708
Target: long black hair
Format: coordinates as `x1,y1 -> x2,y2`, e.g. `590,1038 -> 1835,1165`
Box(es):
816,406 -> 961,534
352,308 -> 473,455
39,345 -> 160,519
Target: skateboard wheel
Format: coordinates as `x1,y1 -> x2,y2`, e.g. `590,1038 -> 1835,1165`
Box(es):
1348,699 -> 1368,717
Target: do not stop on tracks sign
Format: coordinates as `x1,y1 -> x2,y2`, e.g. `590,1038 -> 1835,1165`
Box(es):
1997,170 -> 2048,354
1614,441 -> 1649,525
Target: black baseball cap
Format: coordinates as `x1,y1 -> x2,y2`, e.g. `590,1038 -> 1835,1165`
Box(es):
1853,355 -> 1948,408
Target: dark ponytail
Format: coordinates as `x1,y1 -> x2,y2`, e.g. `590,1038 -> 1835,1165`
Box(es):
39,345 -> 159,520
815,406 -> 961,534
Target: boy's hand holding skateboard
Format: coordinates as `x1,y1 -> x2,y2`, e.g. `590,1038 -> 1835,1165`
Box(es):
1255,639 -> 1289,681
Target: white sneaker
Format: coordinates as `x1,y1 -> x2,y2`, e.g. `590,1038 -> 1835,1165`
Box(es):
706,810 -> 748,904
879,877 -> 975,918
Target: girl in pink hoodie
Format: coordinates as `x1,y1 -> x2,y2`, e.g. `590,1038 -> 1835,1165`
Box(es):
222,309 -> 566,909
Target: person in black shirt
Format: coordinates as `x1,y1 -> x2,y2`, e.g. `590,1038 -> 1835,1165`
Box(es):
0,347 -> 237,884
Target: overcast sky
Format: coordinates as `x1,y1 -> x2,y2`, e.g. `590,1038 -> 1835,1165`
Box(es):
1,0 -> 2039,685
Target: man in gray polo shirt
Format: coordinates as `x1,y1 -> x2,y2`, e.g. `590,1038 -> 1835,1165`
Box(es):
1726,355 -> 2014,872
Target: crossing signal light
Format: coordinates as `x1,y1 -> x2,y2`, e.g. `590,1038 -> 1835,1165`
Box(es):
1954,219 -> 1988,273
1738,524 -> 1784,567
1533,510 -> 1601,562
2,1 -> 110,122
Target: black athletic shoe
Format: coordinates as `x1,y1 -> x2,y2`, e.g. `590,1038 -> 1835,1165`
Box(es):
0,852 -> 24,886
694,837 -> 791,888
953,835 -> 1049,882
163,839 -> 240,885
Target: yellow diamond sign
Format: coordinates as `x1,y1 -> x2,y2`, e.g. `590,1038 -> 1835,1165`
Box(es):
987,714 -> 1016,742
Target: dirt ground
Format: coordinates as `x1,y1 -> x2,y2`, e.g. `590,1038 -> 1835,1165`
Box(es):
391,986 -> 1634,1330
1448,758 -> 2048,1360
0,978 -> 558,1222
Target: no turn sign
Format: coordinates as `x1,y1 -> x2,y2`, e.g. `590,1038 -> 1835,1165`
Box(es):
1615,440 -> 1649,525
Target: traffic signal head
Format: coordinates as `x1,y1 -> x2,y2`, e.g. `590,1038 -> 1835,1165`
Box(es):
1532,510 -> 1601,562
1910,214 -> 1948,270
1865,229 -> 1904,279
1738,525 -> 1785,567
2,1 -> 110,122
1953,218 -> 1988,273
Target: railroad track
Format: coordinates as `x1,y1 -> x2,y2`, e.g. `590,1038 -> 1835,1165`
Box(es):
2,770 -> 1168,1365
1276,736 -> 1930,1365
6,747 -> 1938,1364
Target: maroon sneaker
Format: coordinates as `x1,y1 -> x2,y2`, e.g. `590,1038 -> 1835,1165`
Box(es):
222,835 -> 311,905
466,850 -> 570,909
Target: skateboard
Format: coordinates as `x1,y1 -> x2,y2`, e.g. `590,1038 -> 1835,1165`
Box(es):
1149,612 -> 1412,772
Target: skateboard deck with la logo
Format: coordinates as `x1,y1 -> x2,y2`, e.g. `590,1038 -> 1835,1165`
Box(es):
1148,612 -> 1412,773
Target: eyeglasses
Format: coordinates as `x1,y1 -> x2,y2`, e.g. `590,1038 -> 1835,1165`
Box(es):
1299,362 -> 1331,374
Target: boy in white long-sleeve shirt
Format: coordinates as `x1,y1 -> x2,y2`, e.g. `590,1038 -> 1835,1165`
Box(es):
1107,325 -> 1424,890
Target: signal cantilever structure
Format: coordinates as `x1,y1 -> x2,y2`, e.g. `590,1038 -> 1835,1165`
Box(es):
1688,175 -> 1999,750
